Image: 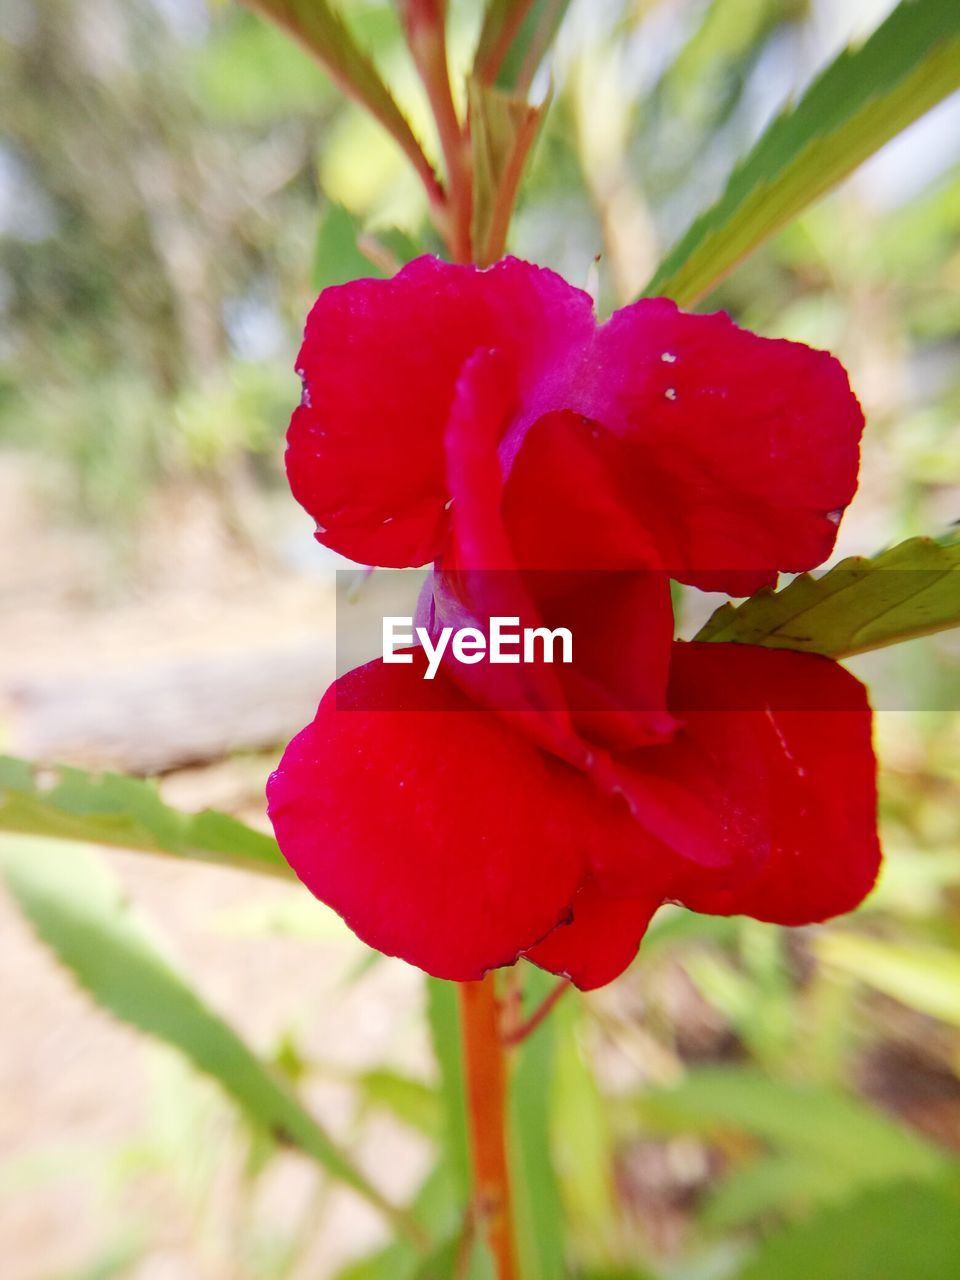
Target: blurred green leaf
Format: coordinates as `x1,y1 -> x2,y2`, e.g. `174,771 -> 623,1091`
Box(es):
0,839 -> 406,1227
313,201 -> 423,290
426,977 -> 471,1202
357,1069 -> 441,1138
482,0 -> 571,94
694,536 -> 960,656
313,201 -> 385,289
817,932 -> 960,1027
645,0 -> 960,304
469,78 -> 545,262
703,1151 -> 863,1229
0,755 -> 289,879
474,1 -> 533,84
238,0 -> 440,200
333,1165 -> 461,1280
509,967 -> 567,1280
411,1233 -> 496,1280
635,1067 -> 946,1186
736,1180 -> 960,1280
553,996 -> 621,1267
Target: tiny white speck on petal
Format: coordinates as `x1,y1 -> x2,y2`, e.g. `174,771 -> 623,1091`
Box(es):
826,508 -> 843,525
665,387 -> 678,400
382,516 -> 395,525
661,352 -> 677,363
444,498 -> 454,511
315,522 -> 327,534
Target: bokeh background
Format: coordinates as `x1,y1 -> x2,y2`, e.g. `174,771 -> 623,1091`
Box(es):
1,0 -> 959,1277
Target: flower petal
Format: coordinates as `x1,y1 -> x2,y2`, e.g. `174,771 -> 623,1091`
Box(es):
604,642 -> 881,924
526,877 -> 662,990
267,650 -> 597,982
558,300 -> 864,593
288,256 -> 595,567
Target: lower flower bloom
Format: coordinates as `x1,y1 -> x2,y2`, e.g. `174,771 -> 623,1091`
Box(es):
267,638 -> 880,990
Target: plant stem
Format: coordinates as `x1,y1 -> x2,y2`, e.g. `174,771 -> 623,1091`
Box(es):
399,0 -> 473,262
474,0 -> 539,86
501,976 -> 569,1047
459,974 -> 519,1279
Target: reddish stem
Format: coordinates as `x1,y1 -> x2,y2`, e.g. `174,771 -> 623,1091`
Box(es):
475,0 -> 539,85
501,976 -> 570,1047
399,0 -> 473,261
459,975 -> 519,1280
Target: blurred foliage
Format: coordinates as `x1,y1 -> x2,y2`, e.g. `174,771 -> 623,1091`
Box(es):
1,0 -> 959,1278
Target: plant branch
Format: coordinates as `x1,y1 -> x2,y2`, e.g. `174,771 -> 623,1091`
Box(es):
474,0 -> 539,86
459,975 -> 519,1279
398,0 -> 473,261
501,976 -> 569,1046
480,96 -> 544,263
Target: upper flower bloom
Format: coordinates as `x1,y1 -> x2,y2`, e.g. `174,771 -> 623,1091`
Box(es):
288,255 -> 864,594
271,255 -> 880,991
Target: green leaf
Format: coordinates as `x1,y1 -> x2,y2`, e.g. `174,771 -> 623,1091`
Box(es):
312,202 -> 420,290
0,755 -> 290,879
702,1152 -> 868,1229
816,932 -> 960,1028
313,201 -> 383,289
477,0 -> 571,94
509,966 -> 566,1280
468,78 -> 545,262
238,0 -> 441,203
426,977 -> 471,1201
333,1165 -> 460,1280
694,536 -> 960,657
645,0 -> 960,305
0,838 -> 407,1228
553,996 -> 622,1266
635,1067 -> 946,1186
356,1069 -> 441,1138
737,1181 -> 960,1280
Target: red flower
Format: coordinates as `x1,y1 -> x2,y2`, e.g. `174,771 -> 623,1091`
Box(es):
270,256 -> 880,990
288,256 -> 862,592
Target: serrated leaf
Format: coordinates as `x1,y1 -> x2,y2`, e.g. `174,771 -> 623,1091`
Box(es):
694,536 -> 960,657
634,1067 -> 945,1186
468,78 -> 545,262
0,755 -> 290,879
0,838 -> 402,1223
645,0 -> 960,305
816,933 -> 960,1028
737,1181 -> 960,1280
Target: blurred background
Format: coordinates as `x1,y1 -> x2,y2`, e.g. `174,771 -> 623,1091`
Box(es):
1,0 -> 958,1276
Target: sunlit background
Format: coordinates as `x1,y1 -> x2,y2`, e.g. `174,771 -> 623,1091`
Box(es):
1,0 -> 959,1277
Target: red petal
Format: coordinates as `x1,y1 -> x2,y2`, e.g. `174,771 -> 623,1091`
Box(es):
526,877 -> 662,990
606,642 -> 880,925
288,256 -> 595,567
267,651 -> 597,982
554,300 -> 863,592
